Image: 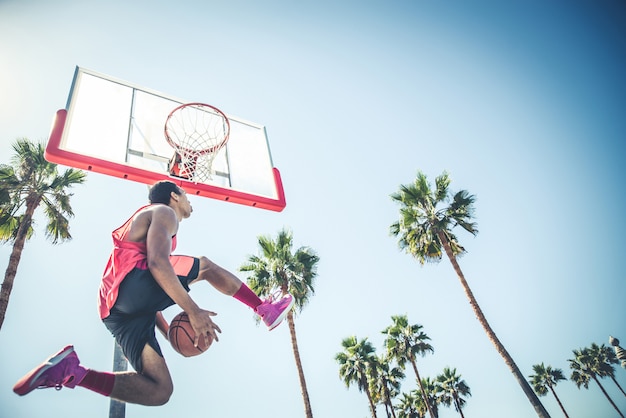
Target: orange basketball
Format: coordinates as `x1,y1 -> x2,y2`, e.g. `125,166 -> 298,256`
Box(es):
167,312 -> 212,357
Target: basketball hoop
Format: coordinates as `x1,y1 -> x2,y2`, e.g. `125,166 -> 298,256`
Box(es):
164,102 -> 230,182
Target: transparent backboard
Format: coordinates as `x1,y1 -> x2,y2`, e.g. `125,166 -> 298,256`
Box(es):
45,67 -> 285,211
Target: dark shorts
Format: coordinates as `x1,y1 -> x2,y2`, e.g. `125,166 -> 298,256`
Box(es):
102,256 -> 200,373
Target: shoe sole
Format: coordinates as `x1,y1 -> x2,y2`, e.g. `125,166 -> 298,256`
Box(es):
268,297 -> 296,331
13,345 -> 75,396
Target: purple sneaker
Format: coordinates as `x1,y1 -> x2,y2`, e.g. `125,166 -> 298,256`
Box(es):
255,293 -> 295,330
13,345 -> 87,396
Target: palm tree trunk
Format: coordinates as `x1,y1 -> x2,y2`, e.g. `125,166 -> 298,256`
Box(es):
610,375 -> 626,397
0,198 -> 37,330
592,375 -> 625,418
387,396 -> 397,418
363,379 -> 378,418
410,359 -> 436,418
547,385 -> 570,418
383,386 -> 397,418
452,393 -> 465,418
287,310 -> 313,418
437,231 -> 551,418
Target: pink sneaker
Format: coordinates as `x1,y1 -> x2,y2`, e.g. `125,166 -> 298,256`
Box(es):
255,293 -> 295,330
13,345 -> 87,396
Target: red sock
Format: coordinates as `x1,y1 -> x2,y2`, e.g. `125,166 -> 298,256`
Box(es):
233,283 -> 263,310
78,370 -> 115,397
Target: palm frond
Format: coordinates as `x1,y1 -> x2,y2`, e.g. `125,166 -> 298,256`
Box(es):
239,228 -> 319,315
391,170 -> 477,267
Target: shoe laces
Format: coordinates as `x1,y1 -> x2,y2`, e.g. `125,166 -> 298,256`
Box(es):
265,289 -> 286,304
37,375 -> 72,391
36,367 -> 76,391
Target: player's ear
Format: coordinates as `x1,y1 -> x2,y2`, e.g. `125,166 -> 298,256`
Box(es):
170,191 -> 179,202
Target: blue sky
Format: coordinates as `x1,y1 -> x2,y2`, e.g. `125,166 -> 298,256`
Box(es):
1,1 -> 625,417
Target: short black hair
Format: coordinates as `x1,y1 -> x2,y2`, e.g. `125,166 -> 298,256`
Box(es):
149,181 -> 181,204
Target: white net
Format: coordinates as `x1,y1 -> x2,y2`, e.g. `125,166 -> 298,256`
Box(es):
165,103 -> 230,183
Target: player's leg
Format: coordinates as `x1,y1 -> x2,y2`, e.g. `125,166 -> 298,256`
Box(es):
186,255 -> 295,330
189,255 -> 242,295
13,343 -> 173,406
13,265 -> 176,400
108,343 -> 173,406
101,274 -> 179,405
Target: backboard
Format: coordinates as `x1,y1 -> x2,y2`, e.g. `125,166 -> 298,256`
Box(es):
45,67 -> 286,211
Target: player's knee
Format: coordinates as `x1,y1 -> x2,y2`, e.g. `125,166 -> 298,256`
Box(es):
198,256 -> 216,271
151,383 -> 173,406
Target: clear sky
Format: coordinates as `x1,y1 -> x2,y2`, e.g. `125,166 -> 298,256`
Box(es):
1,1 -> 625,417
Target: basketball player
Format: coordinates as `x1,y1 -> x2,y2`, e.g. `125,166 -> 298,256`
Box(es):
13,180 -> 294,405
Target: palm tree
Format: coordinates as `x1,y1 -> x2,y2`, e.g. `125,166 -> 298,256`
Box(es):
390,171 -> 550,418
336,336 -> 380,418
418,377 -> 440,418
569,345 -> 624,418
239,228 -> 319,418
594,342 -> 626,397
436,367 -> 471,418
382,315 -> 436,418
396,391 -> 426,418
529,363 -> 570,418
370,356 -> 405,418
0,138 -> 85,330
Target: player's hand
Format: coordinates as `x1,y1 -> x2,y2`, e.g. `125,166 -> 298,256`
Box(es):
187,309 -> 222,347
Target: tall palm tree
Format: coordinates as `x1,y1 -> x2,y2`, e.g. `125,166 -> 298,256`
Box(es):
382,315 -> 436,418
569,345 -> 624,418
239,228 -> 319,418
529,363 -> 570,418
390,171 -> 550,418
370,355 -> 405,418
336,336 -> 380,418
396,391 -> 426,418
0,138 -> 85,330
436,367 -> 471,418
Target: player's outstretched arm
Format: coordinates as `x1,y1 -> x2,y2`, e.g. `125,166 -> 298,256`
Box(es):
146,206 -> 220,346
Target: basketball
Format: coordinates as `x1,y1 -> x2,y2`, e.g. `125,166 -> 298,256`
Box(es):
168,312 -> 212,357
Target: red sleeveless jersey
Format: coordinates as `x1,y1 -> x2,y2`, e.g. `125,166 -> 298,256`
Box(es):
97,205 -> 177,319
